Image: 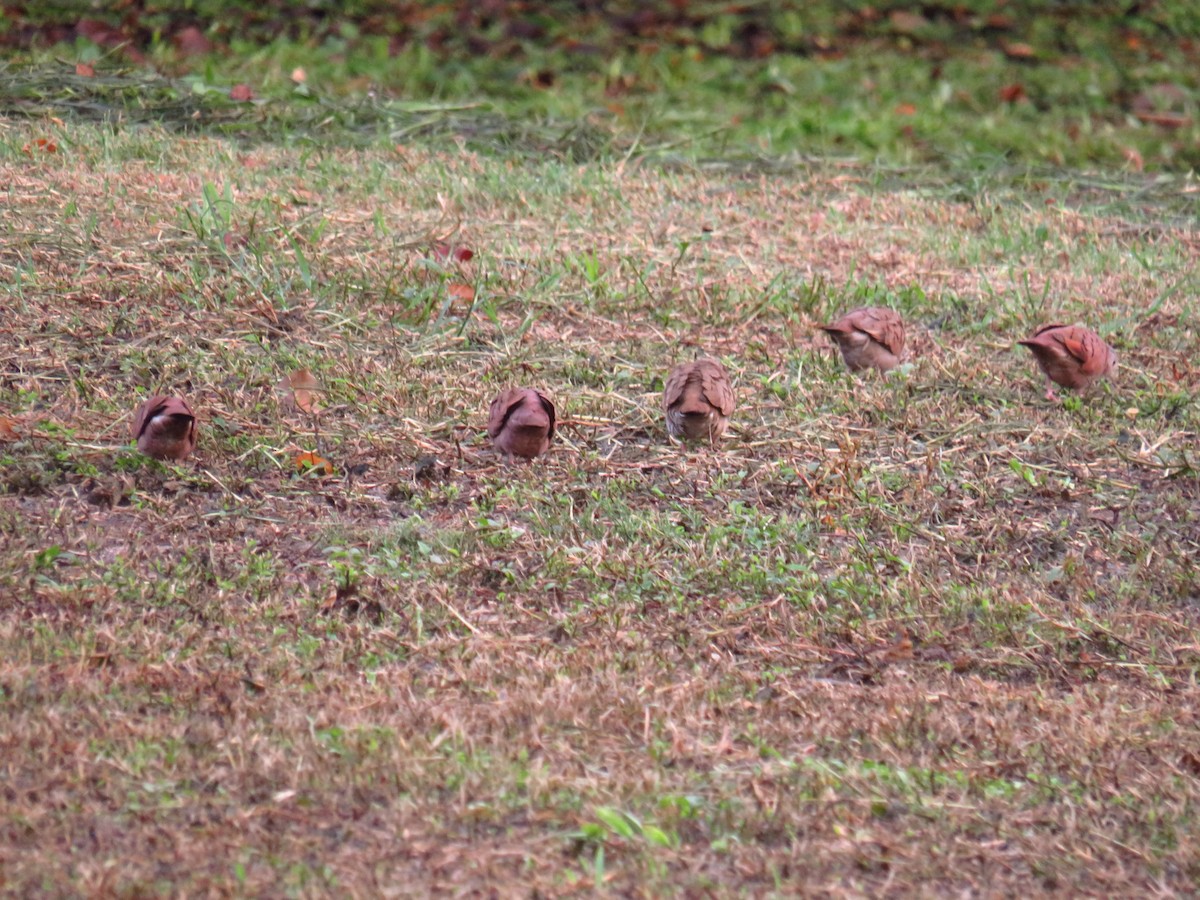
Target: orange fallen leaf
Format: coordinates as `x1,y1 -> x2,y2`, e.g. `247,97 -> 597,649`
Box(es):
0,416 -> 22,442
76,62 -> 95,77
447,282 -> 475,302
1123,147 -> 1145,172
23,137 -> 58,155
230,83 -> 254,102
295,452 -> 334,476
894,103 -> 916,116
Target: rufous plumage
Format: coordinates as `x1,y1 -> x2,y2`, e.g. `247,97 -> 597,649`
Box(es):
488,388 -> 555,459
663,359 -> 735,444
1018,324 -> 1117,401
131,395 -> 197,461
821,307 -> 906,373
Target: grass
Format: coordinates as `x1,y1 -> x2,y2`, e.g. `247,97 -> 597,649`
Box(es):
2,27 -> 1200,895
3,0 -> 1200,171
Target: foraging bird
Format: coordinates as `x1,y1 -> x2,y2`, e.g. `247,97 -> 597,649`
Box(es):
131,395 -> 197,461
488,388 -> 555,459
663,359 -> 735,444
1018,324 -> 1117,401
821,307 -> 906,373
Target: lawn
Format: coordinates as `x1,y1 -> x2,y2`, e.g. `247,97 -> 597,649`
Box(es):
1,4 -> 1200,895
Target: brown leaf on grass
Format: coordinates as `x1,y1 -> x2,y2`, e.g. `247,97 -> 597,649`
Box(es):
0,415 -> 23,442
75,62 -> 94,77
1131,84 -> 1191,129
22,138 -> 58,155
1123,147 -> 1145,171
278,369 -> 322,415
1181,751 -> 1200,776
889,10 -> 928,35
894,103 -> 916,116
519,68 -> 556,89
1001,41 -> 1036,59
222,231 -> 248,252
294,451 -> 334,476
999,83 -> 1026,103
1134,111 -> 1190,128
432,241 -> 474,262
604,74 -> 637,97
878,632 -> 915,662
173,25 -> 212,56
448,282 -> 475,302
230,83 -> 254,102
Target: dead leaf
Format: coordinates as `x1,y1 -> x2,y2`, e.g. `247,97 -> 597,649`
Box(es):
879,633 -> 915,662
889,10 -> 928,35
894,103 -> 916,116
230,83 -> 254,102
519,68 -> 556,89
1181,751 -> 1200,776
1123,147 -> 1145,171
0,416 -> 22,442
999,83 -> 1026,103
1001,41 -> 1036,60
432,242 -> 474,262
448,283 -> 475,302
173,25 -> 212,56
23,137 -> 58,155
1135,111 -> 1190,128
222,231 -> 247,252
295,452 -> 334,476
75,62 -> 94,77
278,369 -> 323,415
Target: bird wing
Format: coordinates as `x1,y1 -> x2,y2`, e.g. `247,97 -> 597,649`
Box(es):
698,361 -> 735,416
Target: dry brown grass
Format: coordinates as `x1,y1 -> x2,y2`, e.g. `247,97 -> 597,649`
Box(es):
1,122 -> 1199,895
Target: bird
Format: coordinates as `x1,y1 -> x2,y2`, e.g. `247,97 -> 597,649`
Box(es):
488,388 -> 555,459
131,395 -> 197,461
820,307 -> 906,373
1018,324 -> 1117,401
662,359 -> 735,444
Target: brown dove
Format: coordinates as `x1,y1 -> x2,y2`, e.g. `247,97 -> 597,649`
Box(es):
821,307 -> 906,373
488,388 -> 555,459
663,359 -> 735,444
1018,324 -> 1117,401
131,395 -> 197,461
